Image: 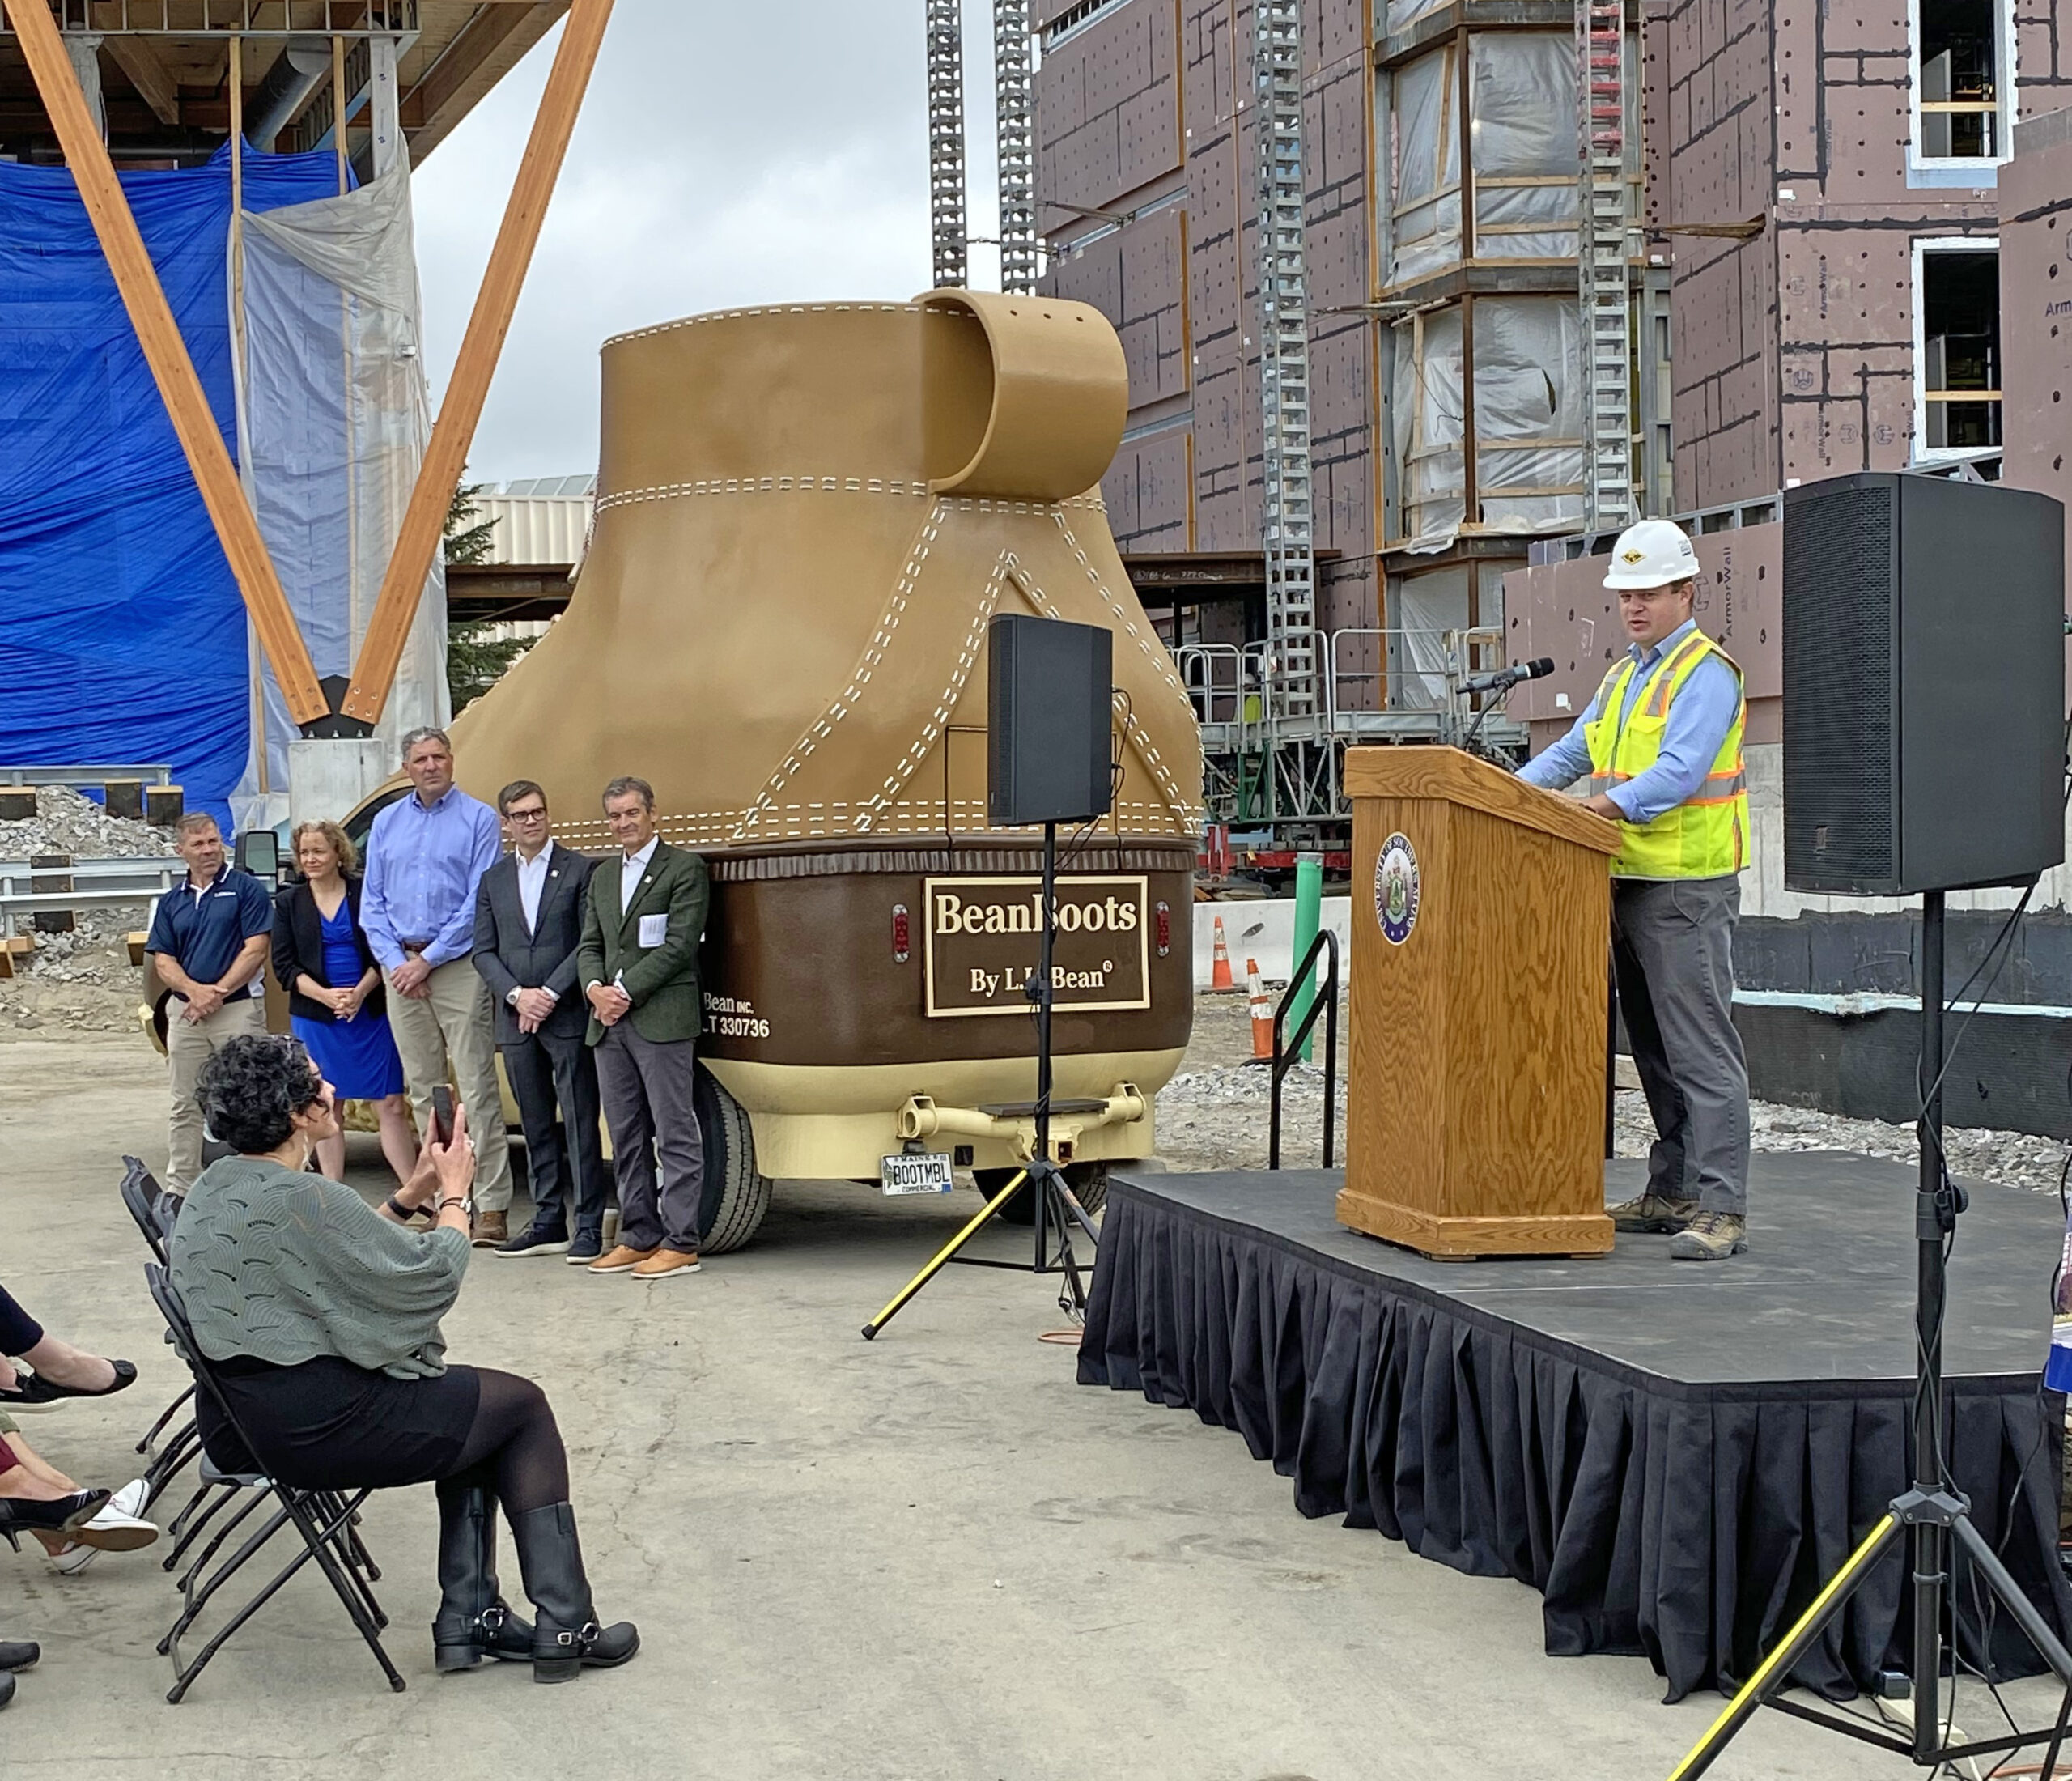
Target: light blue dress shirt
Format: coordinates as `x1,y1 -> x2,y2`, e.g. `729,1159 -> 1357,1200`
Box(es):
359,785 -> 504,970
1518,618 -> 1741,824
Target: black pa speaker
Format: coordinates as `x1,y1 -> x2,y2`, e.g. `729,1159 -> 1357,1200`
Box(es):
1783,471 -> 2064,895
987,614 -> 1114,827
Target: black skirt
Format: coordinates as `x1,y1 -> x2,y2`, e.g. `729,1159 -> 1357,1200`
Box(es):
203,1354 -> 482,1493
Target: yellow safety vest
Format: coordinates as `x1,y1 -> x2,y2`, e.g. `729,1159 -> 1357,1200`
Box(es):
1583,627 -> 1748,880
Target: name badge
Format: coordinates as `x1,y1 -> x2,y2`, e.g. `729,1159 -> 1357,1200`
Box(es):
638,913 -> 668,948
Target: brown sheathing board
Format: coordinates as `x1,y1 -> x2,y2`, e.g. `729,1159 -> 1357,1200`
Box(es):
1183,0 -> 1372,567
1184,0 -> 1257,550
1038,0 -> 1185,212
1999,107 -> 2072,624
1662,0 -> 1779,508
1500,522 -> 1783,737
1039,2 -> 1195,549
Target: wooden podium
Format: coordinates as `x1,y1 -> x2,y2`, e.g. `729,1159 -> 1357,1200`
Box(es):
1340,746 -> 1621,1259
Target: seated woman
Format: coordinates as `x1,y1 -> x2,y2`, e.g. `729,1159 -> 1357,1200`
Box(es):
168,1035 -> 637,1684
272,820 -> 417,1187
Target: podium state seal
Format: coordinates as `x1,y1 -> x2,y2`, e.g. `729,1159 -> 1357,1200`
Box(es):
1374,831 -> 1420,946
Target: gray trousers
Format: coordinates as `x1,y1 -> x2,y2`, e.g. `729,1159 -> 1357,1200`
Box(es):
593,1022 -> 704,1253
1611,874 -> 1751,1216
503,1024 -> 606,1242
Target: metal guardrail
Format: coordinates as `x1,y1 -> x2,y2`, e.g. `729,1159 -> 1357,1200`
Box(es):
0,858 -> 182,925
0,763 -> 174,788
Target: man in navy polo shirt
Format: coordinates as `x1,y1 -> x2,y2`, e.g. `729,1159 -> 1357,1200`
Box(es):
145,813 -> 274,1201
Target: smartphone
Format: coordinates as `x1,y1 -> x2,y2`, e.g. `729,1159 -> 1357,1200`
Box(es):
430,1085 -> 456,1148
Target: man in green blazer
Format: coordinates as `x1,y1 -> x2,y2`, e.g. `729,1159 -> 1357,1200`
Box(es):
576,776 -> 711,1280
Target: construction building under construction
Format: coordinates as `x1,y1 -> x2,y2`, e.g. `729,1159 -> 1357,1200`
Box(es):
926,0 -> 2065,842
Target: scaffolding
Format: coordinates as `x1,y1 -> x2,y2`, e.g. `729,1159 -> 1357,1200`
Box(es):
927,0 -> 968,289
1252,0 -> 1331,821
994,0 -> 1038,295
1577,0 -> 1635,528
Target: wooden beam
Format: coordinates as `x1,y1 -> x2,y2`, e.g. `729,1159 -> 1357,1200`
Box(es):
343,0 -> 613,725
5,2 -> 329,730
408,1 -> 567,164
100,34 -> 179,127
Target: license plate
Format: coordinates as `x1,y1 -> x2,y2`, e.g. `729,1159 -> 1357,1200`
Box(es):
881,1153 -> 956,1196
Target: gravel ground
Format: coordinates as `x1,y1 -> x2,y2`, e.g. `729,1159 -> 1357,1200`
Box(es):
1161,988 -> 2072,1195
0,786 -> 170,1037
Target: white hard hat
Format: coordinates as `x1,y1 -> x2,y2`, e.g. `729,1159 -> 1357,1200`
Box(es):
1603,519 -> 1700,590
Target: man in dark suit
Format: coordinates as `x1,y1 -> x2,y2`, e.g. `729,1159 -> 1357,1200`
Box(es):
577,776 -> 710,1282
473,780 -> 607,1261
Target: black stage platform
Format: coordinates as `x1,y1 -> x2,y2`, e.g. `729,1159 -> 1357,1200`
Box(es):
1077,1155 -> 2072,1702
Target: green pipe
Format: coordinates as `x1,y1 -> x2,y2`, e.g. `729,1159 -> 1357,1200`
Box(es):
1289,852 -> 1323,1063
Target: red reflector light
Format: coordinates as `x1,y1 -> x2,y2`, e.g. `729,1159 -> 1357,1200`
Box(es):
892,903 -> 911,963
1155,901 -> 1171,957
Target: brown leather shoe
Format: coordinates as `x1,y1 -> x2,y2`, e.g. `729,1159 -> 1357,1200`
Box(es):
586,1244 -> 657,1275
470,1210 -> 508,1249
630,1248 -> 702,1279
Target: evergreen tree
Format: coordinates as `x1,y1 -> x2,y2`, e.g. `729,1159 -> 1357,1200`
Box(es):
444,481 -> 526,712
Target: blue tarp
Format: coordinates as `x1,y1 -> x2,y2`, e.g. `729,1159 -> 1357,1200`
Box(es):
0,146 -> 346,831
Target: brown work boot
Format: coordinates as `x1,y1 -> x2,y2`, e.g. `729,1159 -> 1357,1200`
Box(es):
630,1248 -> 702,1280
1669,1212 -> 1747,1261
586,1244 -> 656,1276
1606,1189 -> 1700,1235
470,1210 -> 508,1249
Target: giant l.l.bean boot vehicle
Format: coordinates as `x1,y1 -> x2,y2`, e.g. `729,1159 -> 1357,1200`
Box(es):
436,289 -> 1205,1252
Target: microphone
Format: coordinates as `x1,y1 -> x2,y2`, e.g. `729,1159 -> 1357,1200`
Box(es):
1463,657 -> 1554,695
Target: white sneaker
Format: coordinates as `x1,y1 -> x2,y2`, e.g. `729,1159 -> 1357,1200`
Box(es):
45,1540 -> 97,1576
73,1502 -> 159,1554
104,1477 -> 150,1520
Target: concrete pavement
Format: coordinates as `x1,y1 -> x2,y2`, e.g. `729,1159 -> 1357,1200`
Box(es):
0,1037 -> 2032,1779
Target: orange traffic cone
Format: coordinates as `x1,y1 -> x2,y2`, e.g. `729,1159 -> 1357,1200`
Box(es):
1210,914 -> 1235,992
1246,958 -> 1274,1060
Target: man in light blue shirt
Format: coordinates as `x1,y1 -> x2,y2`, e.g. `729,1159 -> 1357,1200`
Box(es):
362,727 -> 515,1241
1518,518 -> 1752,1262
1518,625 -> 1741,825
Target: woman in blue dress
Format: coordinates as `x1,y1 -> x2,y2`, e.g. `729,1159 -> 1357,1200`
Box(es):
271,821 -> 417,1186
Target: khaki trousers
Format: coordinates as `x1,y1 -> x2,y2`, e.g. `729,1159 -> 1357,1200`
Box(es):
384,957 -> 515,1212
165,996 -> 268,1194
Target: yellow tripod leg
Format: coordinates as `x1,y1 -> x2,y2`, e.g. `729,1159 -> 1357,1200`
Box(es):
1668,1511 -> 1902,1780
861,1171 -> 1030,1341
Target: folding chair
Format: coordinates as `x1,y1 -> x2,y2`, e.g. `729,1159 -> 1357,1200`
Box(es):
117,1158 -> 200,1505
142,1265 -> 404,1703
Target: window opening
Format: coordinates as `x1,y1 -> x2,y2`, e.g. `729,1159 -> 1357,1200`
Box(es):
1918,246 -> 2001,453
1917,0 -> 2005,160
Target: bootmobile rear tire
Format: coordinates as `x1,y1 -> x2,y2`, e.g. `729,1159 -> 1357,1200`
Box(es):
693,1067 -> 774,1254
974,1162 -> 1109,1226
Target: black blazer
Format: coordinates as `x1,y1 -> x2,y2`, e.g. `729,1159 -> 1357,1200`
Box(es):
473,842 -> 598,1044
272,878 -> 385,1024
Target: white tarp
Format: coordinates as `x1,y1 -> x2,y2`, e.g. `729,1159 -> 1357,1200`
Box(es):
231,156 -> 449,835
1391,563 -> 1469,708
1470,35 -> 1581,261
1391,295 -> 1586,546
1386,46 -> 1461,286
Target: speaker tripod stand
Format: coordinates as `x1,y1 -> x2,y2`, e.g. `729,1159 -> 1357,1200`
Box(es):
862,819 -> 1102,1341
1671,891 -> 2072,1778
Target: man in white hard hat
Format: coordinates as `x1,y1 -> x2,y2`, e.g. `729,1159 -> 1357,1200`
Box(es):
1518,518 -> 1752,1260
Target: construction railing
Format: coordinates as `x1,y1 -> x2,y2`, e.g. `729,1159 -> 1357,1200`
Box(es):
1176,643 -> 1249,730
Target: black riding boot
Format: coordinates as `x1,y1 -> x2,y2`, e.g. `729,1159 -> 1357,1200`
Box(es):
432,1484 -> 533,1672
508,1501 -> 639,1684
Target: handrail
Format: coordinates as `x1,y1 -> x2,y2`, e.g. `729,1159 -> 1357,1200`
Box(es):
1267,928 -> 1340,1171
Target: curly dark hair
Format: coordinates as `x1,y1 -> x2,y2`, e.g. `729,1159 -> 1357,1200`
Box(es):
197,1035 -> 326,1156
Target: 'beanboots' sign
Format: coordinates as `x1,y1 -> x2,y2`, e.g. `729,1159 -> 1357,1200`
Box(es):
923,875 -> 1151,1018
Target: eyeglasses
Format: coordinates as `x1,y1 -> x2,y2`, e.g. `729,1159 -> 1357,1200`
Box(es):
506,807 -> 549,823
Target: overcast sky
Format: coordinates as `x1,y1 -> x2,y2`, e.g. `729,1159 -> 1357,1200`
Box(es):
411,0 -> 1006,487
